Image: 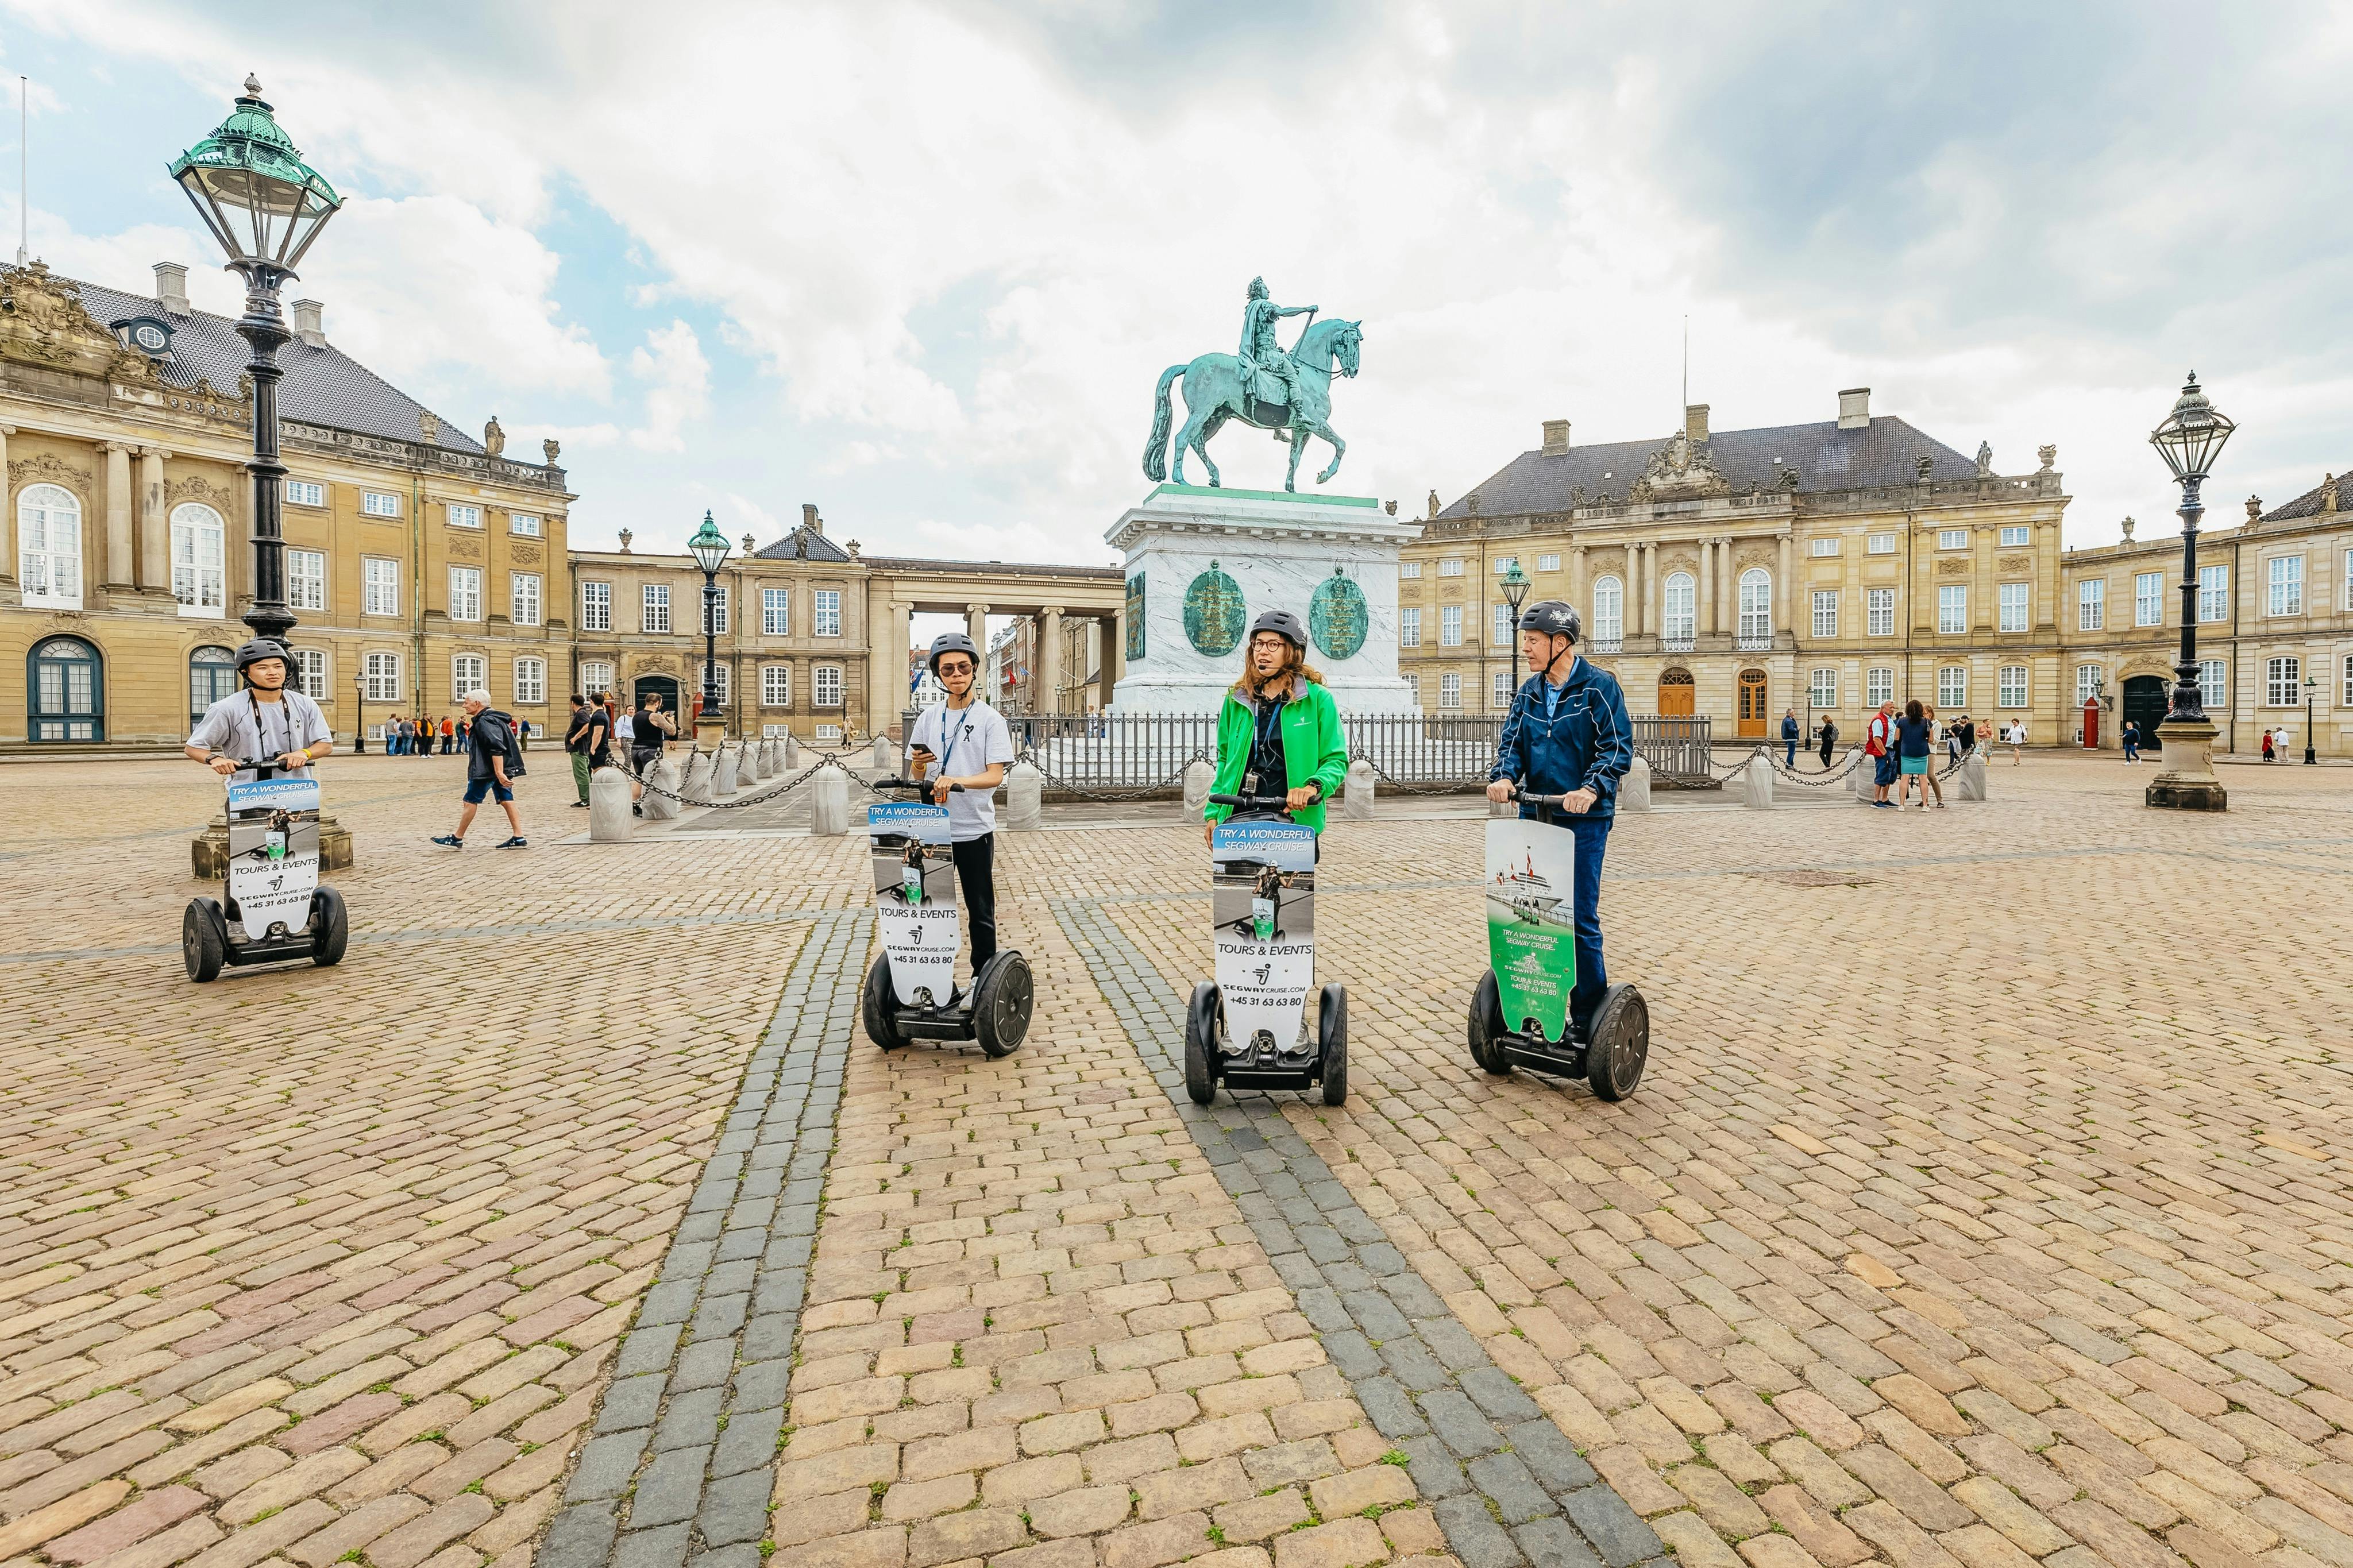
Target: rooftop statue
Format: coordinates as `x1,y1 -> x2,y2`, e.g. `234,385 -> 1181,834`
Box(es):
1143,277 -> 1362,492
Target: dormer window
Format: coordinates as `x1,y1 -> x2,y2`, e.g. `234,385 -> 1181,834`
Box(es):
110,315 -> 178,363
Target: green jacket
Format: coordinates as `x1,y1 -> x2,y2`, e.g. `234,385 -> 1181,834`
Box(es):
1206,679 -> 1348,834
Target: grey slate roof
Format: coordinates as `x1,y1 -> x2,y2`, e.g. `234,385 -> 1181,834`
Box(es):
68,273 -> 485,455
1441,415 -> 1980,520
750,526 -> 854,563
2259,472 -> 2346,523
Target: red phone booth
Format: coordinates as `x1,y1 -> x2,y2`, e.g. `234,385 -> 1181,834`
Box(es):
2081,698 -> 2100,750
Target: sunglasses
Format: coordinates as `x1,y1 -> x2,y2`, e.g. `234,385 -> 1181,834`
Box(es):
937,660 -> 974,676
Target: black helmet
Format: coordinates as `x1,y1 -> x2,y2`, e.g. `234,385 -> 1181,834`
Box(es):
1247,609 -> 1306,650
233,638 -> 292,677
927,630 -> 980,675
1517,600 -> 1581,643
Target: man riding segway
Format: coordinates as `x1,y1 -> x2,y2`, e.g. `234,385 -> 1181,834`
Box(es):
186,639 -> 334,783
1473,600 -> 1648,1098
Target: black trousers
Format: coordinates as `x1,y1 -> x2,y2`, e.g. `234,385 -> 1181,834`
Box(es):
952,833 -> 997,973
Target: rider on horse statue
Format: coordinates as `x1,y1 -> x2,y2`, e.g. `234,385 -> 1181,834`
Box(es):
1238,277 -> 1316,418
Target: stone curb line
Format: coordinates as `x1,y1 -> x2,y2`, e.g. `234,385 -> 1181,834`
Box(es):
1054,899 -> 1668,1568
538,909 -> 870,1568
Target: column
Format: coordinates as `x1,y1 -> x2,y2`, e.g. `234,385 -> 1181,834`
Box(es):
0,425 -> 15,600
869,597 -> 911,735
1718,536 -> 1735,635
1640,543 -> 1657,639
966,601 -> 989,650
1777,532 -> 1792,644
1569,545 -> 1588,620
1039,606 -> 1064,716
101,442 -> 134,590
140,447 -> 171,594
1098,615 -> 1119,709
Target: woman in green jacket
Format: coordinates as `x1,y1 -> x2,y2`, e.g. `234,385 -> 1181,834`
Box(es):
1203,609 -> 1349,844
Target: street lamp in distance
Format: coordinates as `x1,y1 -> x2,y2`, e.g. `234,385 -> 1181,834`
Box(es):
1501,561 -> 1532,706
2306,674 -> 2320,766
352,671 -> 367,754
688,511 -> 731,741
2142,372 -> 2235,812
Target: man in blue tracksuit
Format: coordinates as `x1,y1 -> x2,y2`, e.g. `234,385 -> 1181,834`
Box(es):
1486,600 -> 1635,1042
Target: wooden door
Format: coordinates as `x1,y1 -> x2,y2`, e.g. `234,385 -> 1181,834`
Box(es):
1658,669 -> 1695,717
1737,669 -> 1768,737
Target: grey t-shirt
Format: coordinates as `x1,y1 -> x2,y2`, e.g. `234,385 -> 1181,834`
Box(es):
911,700 -> 1015,843
188,690 -> 333,783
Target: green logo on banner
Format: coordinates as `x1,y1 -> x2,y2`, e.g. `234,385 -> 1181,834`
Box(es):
1309,567 -> 1367,660
1183,562 -> 1246,656
1126,574 -> 1146,661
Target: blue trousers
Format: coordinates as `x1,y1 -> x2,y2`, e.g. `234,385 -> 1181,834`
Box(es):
1785,740 -> 1797,767
1565,815 -> 1611,1033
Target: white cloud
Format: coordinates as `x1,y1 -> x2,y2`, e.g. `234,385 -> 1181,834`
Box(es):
627,319 -> 708,453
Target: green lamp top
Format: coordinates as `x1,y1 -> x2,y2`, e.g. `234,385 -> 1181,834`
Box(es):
169,75 -> 341,208
688,510 -> 732,573
168,75 -> 342,275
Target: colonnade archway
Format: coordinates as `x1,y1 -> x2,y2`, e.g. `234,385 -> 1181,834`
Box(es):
859,556 -> 1125,733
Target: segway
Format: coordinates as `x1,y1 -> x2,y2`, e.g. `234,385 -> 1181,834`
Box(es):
1467,788 -> 1646,1100
1184,791 -> 1346,1106
859,778 -> 1032,1056
183,762 -> 349,983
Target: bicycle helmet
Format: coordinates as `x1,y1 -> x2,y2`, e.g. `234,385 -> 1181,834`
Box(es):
1247,609 -> 1306,650
1517,600 -> 1581,643
233,638 -> 292,678
927,630 -> 981,675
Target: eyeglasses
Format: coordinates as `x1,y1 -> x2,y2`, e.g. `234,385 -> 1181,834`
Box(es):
937,661 -> 974,677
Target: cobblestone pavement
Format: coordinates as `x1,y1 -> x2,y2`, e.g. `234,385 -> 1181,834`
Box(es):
6,755 -> 2352,1568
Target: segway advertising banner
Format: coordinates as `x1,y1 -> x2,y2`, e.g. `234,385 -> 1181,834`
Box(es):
225,775 -> 322,944
869,802 -> 957,1007
1485,819 -> 1576,1042
1211,821 -> 1316,1052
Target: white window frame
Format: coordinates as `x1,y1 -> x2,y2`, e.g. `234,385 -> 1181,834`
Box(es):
1811,590 -> 1837,639
1809,668 -> 1837,708
1399,607 -> 1421,647
514,657 -> 546,706
643,582 -> 672,634
288,547 -> 327,612
452,652 -> 488,696
1866,667 -> 1893,707
2198,563 -> 2228,624
1738,569 -> 1772,644
1439,671 -> 1462,710
1400,561 -> 1422,580
699,663 -> 731,706
1438,558 -> 1464,578
448,566 -> 483,623
363,557 -> 401,617
364,651 -> 401,702
2201,659 -> 2227,712
292,647 -> 328,700
702,583 -> 730,636
582,580 -> 611,631
2267,555 -> 2303,616
1867,588 -> 1895,637
512,571 -> 542,627
1492,603 -> 1512,645
1999,582 -> 2028,633
1938,584 -> 1966,635
813,589 -> 842,637
1493,556 -> 1519,575
171,503 -> 227,619
2077,665 -> 2104,706
581,661 -> 615,698
17,484 -> 83,609
1998,666 -> 2028,709
1492,669 -> 1512,710
2135,571 -> 2163,627
1937,529 -> 1969,551
284,479 -> 326,508
1938,667 -> 1967,708
813,665 -> 844,708
446,503 -> 483,530
1809,537 -> 1840,558
509,512 -> 542,537
1439,605 -> 1463,647
1402,673 -> 1420,706
2078,579 -> 2105,631
1536,553 -> 1561,573
1592,576 -> 1623,646
762,587 -> 790,636
1662,572 -> 1695,642
2267,655 -> 2301,707
361,491 -> 401,518
2343,654 -> 2353,708
1999,525 -> 2030,547
762,665 -> 792,707
1866,533 -> 1896,555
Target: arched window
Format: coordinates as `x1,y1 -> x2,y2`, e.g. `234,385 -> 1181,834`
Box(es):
18,484 -> 82,608
1591,575 -> 1623,647
189,644 -> 238,723
171,503 -> 227,617
1738,567 -> 1772,644
1663,571 -> 1695,643
28,635 -> 103,741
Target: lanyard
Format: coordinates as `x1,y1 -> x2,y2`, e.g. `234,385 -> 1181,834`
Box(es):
932,704 -> 978,779
248,689 -> 288,762
1253,694 -> 1285,760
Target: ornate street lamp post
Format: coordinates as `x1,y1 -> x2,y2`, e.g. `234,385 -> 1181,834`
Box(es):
688,511 -> 731,739
352,671 -> 367,754
169,76 -> 341,651
1500,561 -> 1532,705
2306,674 -> 2320,766
2143,372 -> 2235,810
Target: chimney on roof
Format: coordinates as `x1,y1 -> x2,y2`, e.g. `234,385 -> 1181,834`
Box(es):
1838,387 -> 1870,429
153,262 -> 191,317
1683,404 -> 1708,445
1541,419 -> 1571,456
803,502 -> 823,535
291,299 -> 326,349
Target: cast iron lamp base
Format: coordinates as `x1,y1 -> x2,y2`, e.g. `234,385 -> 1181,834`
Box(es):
2144,717 -> 2228,812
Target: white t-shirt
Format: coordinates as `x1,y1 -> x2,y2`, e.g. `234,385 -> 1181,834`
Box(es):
911,700 -> 1015,843
188,689 -> 333,783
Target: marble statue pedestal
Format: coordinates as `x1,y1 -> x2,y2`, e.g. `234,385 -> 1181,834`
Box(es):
1106,484 -> 1424,715
2146,717 -> 2228,811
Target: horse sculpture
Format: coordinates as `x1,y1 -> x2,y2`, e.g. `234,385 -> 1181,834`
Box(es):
1142,316 -> 1363,492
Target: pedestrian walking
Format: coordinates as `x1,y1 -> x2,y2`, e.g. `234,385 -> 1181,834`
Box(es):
2262,727 -> 2276,762
2122,721 -> 2142,763
440,715 -> 456,755
1895,698 -> 1934,809
431,689 -> 527,850
1955,715 -> 1977,758
1781,708 -> 1800,770
1816,715 -> 1838,770
1921,703 -> 1947,809
564,694 -> 599,808
1867,700 -> 1898,808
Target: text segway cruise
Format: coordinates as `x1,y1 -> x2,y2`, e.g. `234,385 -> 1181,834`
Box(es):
183,762 -> 350,983
1185,791 -> 1345,1107
859,778 -> 1032,1056
1468,787 -> 1646,1100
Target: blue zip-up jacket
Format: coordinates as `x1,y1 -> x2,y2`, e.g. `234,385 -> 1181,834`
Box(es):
1490,658 -> 1635,821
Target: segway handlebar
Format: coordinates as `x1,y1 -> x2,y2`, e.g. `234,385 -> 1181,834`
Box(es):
877,777 -> 966,793
1208,791 -> 1297,811
1500,783 -> 1572,809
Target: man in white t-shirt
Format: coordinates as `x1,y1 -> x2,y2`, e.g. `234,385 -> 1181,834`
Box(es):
186,640 -> 335,783
907,631 -> 1015,976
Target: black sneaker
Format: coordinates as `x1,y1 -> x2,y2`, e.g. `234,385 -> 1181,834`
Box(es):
431,835 -> 463,848
496,836 -> 529,849
570,800 -> 589,809
632,803 -> 644,817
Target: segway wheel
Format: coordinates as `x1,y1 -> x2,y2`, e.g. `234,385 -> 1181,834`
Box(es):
861,954 -> 905,1050
1468,969 -> 1511,1075
973,952 -> 1032,1058
1584,983 -> 1649,1102
310,886 -> 350,968
182,898 -> 227,983
1183,982 -> 1221,1106
1318,984 -> 1348,1106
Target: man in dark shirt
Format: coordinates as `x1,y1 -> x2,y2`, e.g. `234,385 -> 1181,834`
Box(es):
565,696 -> 597,808
431,690 -> 526,849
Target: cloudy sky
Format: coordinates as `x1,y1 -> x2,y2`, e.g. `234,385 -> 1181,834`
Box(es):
5,1 -> 2350,567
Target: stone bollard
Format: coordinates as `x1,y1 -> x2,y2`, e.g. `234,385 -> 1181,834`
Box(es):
713,746 -> 740,798
642,756 -> 684,821
1958,751 -> 1989,802
589,766 -> 634,841
1183,758 -> 1216,820
1004,759 -> 1043,831
1618,754 -> 1652,814
1742,751 -> 1776,809
872,735 -> 899,776
683,750 -> 713,802
1849,746 -> 1874,802
761,739 -> 779,777
744,741 -> 767,782
782,733 -> 801,769
810,764 -> 851,836
1343,758 -> 1376,820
